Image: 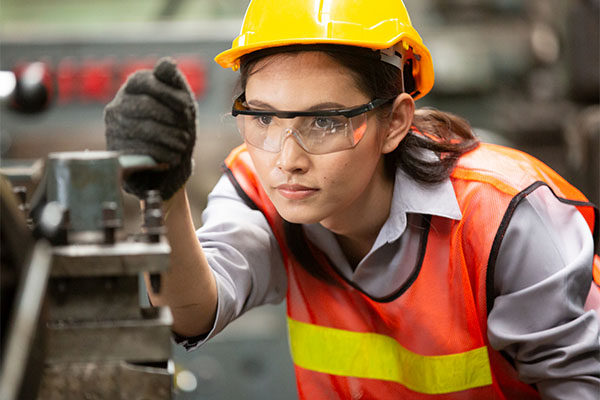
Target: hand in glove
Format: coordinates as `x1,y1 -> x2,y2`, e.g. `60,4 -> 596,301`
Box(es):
105,57 -> 196,200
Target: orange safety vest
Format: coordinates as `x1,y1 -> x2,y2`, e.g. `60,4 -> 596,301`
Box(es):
223,142 -> 600,399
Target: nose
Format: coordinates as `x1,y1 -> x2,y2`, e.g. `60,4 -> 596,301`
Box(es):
277,128 -> 310,173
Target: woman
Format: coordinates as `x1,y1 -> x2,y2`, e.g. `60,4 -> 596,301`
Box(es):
104,0 -> 600,398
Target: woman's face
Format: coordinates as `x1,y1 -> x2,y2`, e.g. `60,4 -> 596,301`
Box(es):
244,52 -> 400,230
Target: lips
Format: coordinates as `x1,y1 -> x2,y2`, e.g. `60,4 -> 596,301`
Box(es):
275,183 -> 319,200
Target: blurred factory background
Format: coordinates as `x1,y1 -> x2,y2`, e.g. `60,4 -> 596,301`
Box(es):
1,0 -> 598,399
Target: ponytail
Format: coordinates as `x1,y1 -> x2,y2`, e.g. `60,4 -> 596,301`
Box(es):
388,108 -> 479,184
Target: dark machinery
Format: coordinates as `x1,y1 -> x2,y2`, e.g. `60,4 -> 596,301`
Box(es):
0,152 -> 173,400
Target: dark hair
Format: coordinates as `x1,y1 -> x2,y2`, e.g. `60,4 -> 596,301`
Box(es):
238,45 -> 479,283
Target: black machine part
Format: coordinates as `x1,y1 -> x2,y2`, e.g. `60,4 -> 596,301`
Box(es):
0,177 -> 51,400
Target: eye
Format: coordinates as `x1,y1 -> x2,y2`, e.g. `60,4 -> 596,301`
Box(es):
313,117 -> 336,130
254,115 -> 273,126
312,117 -> 347,134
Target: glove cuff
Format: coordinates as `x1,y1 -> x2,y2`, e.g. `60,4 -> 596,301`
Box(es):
121,155 -> 193,201
159,156 -> 193,200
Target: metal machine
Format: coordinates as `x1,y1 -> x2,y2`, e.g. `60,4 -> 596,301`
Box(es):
1,152 -> 173,400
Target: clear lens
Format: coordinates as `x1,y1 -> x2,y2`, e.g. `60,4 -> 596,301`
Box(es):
236,113 -> 368,154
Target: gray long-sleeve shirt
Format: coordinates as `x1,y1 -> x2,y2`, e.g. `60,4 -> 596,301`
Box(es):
183,166 -> 600,399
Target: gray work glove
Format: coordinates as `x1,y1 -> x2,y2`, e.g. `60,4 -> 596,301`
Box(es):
104,57 -> 196,200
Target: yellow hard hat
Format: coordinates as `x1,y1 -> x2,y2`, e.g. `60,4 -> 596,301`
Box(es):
214,0 -> 434,99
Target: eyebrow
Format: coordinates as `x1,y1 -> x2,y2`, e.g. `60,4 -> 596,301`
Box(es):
247,99 -> 348,112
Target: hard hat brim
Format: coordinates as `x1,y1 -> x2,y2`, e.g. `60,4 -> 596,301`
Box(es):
214,35 -> 434,100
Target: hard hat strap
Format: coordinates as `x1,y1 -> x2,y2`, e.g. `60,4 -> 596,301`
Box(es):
379,45 -> 405,93
378,47 -> 403,69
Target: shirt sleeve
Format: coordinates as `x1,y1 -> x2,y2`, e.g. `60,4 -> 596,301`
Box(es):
487,185 -> 600,399
175,174 -> 287,350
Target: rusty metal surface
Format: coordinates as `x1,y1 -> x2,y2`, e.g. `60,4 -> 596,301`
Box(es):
48,275 -> 140,321
51,239 -> 170,276
46,151 -> 124,233
46,306 -> 173,363
38,360 -> 172,400
36,150 -> 174,397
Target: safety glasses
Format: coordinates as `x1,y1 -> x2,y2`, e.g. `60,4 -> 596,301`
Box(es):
231,93 -> 394,154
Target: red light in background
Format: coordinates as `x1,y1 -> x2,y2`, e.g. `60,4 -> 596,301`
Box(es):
176,56 -> 206,99
57,58 -> 78,104
16,55 -> 208,105
80,58 -> 116,103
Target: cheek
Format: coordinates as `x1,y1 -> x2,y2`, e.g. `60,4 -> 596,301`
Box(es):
319,158 -> 347,182
245,148 -> 278,188
318,160 -> 357,195
321,146 -> 382,197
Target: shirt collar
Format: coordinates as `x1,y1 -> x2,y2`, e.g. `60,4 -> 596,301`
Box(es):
376,167 -> 462,246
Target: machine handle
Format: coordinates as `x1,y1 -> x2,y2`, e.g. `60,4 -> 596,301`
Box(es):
118,154 -> 169,177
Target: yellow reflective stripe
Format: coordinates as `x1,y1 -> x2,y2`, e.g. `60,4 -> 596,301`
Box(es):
287,317 -> 493,395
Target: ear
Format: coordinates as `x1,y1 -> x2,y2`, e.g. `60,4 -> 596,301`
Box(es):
381,93 -> 415,154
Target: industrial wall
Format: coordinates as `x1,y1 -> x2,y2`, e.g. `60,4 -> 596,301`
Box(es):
1,1 -> 598,399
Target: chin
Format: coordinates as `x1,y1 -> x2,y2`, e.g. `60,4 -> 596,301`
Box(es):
276,205 -> 324,225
